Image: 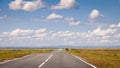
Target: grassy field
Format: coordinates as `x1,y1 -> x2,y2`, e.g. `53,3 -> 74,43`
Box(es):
0,49 -> 52,62
66,49 -> 120,68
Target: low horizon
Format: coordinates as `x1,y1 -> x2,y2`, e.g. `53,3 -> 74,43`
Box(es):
0,45 -> 120,49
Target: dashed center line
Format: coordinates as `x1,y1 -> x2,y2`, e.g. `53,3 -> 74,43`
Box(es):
38,54 -> 54,68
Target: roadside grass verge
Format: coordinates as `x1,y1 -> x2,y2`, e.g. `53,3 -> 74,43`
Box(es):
66,49 -> 120,68
0,49 -> 52,62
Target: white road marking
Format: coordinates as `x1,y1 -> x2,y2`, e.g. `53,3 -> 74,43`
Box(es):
0,58 -> 19,64
38,54 -> 53,68
71,54 -> 97,68
0,54 -> 34,64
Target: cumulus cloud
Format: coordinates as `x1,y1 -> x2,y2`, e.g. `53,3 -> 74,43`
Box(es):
0,23 -> 120,47
109,22 -> 120,28
34,13 -> 80,26
47,13 -> 63,20
64,17 -> 80,26
9,0 -> 45,12
46,13 -> 80,26
90,23 -> 120,37
35,28 -> 46,33
2,29 -> 33,36
89,9 -> 104,20
68,21 -> 80,26
51,0 -> 78,9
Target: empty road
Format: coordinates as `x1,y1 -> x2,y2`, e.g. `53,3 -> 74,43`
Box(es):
0,49 -> 96,68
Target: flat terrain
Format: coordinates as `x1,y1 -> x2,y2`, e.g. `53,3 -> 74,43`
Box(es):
67,49 -> 120,68
0,49 -> 95,68
0,49 -> 52,62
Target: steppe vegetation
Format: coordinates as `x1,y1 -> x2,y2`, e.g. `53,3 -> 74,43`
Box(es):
0,49 -> 52,62
67,49 -> 120,68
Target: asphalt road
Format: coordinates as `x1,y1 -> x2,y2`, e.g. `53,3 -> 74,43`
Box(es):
0,49 -> 96,68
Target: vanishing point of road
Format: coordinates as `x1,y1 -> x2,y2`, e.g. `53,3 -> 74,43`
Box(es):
0,49 -> 97,68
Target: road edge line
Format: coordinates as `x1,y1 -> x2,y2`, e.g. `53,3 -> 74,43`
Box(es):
71,54 -> 97,68
0,54 -> 34,64
38,54 -> 53,68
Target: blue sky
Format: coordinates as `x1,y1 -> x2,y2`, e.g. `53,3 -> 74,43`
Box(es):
0,0 -> 120,47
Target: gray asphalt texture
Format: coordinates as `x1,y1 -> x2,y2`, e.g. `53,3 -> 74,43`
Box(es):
0,49 -> 95,68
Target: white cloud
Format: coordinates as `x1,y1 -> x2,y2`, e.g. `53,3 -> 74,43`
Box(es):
91,26 -> 106,36
47,13 -> 63,20
35,13 -> 80,26
68,21 -> 80,26
109,22 -> 120,28
89,9 -> 104,20
90,22 -> 120,37
115,33 -> 120,37
9,0 -> 45,12
0,23 -> 120,47
64,17 -> 80,26
33,33 -> 48,41
8,0 -> 79,11
7,29 -> 33,36
35,28 -> 46,33
9,0 -> 23,10
52,31 -> 74,38
51,0 -> 78,9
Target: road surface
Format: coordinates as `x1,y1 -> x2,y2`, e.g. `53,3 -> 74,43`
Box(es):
0,49 -> 96,68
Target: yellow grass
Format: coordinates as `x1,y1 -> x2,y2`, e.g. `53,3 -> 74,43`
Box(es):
0,49 -> 52,62
67,49 -> 120,68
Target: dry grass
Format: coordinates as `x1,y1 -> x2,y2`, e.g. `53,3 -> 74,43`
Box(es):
67,49 -> 120,68
0,49 -> 52,62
